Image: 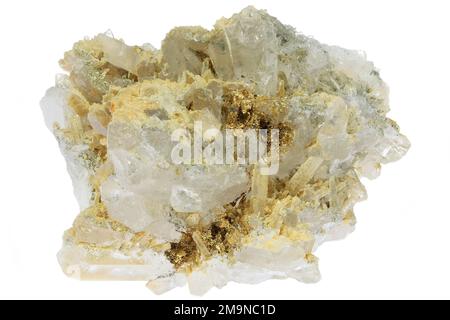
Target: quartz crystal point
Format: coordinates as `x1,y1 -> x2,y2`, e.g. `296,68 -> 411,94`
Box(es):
41,6 -> 409,295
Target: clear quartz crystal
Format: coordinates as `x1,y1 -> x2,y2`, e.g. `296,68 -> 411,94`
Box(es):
41,6 -> 409,295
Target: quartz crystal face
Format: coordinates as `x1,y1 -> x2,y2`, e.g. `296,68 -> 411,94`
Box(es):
41,6 -> 410,295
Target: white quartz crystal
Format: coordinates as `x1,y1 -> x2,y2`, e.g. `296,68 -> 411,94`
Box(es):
41,6 -> 409,295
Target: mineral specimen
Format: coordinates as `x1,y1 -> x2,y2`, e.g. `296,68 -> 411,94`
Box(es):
41,6 -> 409,295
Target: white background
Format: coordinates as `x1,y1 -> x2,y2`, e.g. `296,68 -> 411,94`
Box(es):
0,0 -> 449,300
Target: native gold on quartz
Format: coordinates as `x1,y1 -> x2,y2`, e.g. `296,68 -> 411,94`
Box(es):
41,6 -> 410,295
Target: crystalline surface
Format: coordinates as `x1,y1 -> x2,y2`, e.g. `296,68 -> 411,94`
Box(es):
41,6 -> 409,295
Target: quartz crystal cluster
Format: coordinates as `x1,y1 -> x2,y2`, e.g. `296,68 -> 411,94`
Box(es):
41,7 -> 409,295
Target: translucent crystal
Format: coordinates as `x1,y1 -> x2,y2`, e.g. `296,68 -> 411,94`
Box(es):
41,6 -> 409,295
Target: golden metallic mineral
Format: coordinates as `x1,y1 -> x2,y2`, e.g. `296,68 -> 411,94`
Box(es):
41,6 -> 409,295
